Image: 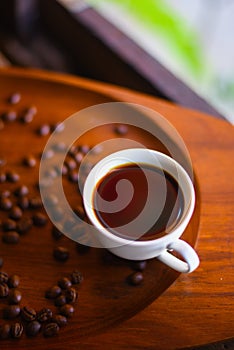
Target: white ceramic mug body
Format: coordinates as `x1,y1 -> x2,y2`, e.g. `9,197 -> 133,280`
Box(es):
83,149 -> 199,273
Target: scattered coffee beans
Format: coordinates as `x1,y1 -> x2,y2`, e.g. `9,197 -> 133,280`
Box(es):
37,308 -> 52,323
52,314 -> 67,327
26,321 -> 41,337
38,124 -> 50,136
8,289 -> 22,304
53,247 -> 69,262
45,285 -> 62,299
6,171 -> 20,183
0,283 -> 9,297
23,156 -> 37,168
0,197 -> 12,210
2,218 -> 17,231
21,306 -> 37,322
128,271 -> 144,286
8,274 -> 20,288
8,92 -> 21,104
3,305 -> 21,319
3,111 -> 17,122
17,217 -> 33,234
58,277 -> 72,290
11,322 -> 23,338
59,304 -> 74,318
43,322 -> 59,337
0,272 -> 8,283
0,323 -> 11,339
32,212 -> 47,226
2,231 -> 20,244
65,288 -> 77,303
71,270 -> 83,285
9,206 -> 23,220
54,295 -> 67,307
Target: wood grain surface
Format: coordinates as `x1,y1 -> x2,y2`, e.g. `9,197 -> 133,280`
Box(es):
0,67 -> 233,350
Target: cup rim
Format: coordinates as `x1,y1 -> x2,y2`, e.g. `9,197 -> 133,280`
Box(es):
83,148 -> 195,246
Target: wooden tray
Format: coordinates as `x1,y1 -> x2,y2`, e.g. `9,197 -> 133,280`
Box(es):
0,67 -> 233,350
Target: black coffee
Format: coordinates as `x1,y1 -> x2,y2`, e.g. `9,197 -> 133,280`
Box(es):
93,164 -> 184,241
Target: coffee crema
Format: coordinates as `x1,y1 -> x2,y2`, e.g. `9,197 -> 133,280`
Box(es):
93,164 -> 184,241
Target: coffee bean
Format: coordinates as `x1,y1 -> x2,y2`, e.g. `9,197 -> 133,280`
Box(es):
52,226 -> 63,240
26,321 -> 41,337
8,92 -> 21,104
14,185 -> 29,197
32,212 -> 47,226
0,197 -> 12,210
7,171 -> 20,183
0,257 -> 3,268
74,152 -> 83,163
8,289 -> 22,304
3,305 -> 21,319
52,314 -> 67,327
45,285 -> 62,299
53,122 -> 65,133
11,322 -> 23,338
71,270 -> 83,285
0,271 -> 8,283
38,124 -> 50,136
17,196 -> 29,210
65,288 -> 77,303
0,172 -> 6,183
127,271 -> 144,286
65,158 -> 76,171
130,260 -> 147,272
58,277 -> 72,290
0,283 -> 9,297
80,144 -> 90,155
9,206 -> 23,220
8,274 -> 20,288
3,110 -> 17,122
37,308 -> 52,323
0,323 -> 11,339
54,294 -> 66,307
2,218 -> 17,231
68,170 -> 78,183
3,231 -> 20,244
21,106 -> 37,123
53,247 -> 69,262
17,217 -> 33,234
43,322 -> 59,337
29,196 -> 42,209
59,304 -> 74,318
23,155 -> 37,168
21,306 -> 37,322
114,124 -> 128,135
0,189 -> 10,198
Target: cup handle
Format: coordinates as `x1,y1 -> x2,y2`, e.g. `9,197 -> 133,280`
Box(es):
157,239 -> 200,273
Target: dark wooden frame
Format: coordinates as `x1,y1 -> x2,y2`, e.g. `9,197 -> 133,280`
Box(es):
0,0 -> 223,119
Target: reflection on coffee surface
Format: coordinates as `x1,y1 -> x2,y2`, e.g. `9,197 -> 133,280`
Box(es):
93,164 -> 184,241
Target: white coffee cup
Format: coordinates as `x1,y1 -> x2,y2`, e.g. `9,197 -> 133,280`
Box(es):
83,148 -> 199,273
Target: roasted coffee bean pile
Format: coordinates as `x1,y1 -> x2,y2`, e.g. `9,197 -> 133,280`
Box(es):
0,270 -> 83,339
0,91 -> 147,342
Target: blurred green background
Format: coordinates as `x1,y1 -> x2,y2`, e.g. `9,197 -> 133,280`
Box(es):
86,0 -> 234,123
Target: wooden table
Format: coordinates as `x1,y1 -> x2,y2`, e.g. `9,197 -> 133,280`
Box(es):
0,67 -> 233,349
